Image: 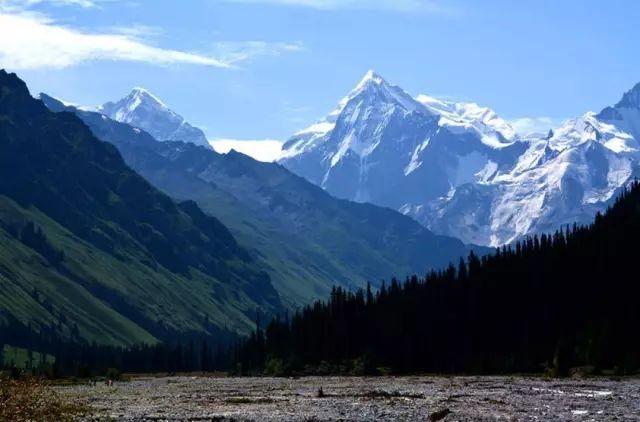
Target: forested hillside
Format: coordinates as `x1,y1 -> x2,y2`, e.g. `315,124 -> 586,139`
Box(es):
236,183 -> 640,375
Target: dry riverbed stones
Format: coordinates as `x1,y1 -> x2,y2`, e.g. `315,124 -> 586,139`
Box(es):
57,375 -> 640,421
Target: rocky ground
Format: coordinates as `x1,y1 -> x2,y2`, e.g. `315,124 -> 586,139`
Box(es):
57,375 -> 640,421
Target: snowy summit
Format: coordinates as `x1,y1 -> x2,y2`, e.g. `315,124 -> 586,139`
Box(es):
280,71 -> 640,246
99,88 -> 210,148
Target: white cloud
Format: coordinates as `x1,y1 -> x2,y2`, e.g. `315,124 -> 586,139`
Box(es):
0,0 -> 109,11
0,0 -> 304,70
209,139 -> 284,162
211,41 -> 304,66
108,25 -> 163,40
0,13 -> 232,69
509,117 -> 564,135
223,0 -> 455,13
0,12 -> 302,70
37,0 -> 102,7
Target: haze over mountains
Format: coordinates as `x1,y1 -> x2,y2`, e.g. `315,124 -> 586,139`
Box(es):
69,70 -> 640,249
279,71 -> 640,246
40,91 -> 484,309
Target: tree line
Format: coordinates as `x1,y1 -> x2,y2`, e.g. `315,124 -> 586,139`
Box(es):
233,182 -> 640,376
3,183 -> 640,378
0,315 -> 232,378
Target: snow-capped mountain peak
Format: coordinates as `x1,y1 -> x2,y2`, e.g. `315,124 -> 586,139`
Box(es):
284,71 -> 517,163
280,71 -> 524,208
280,74 -> 640,247
102,87 -> 174,124
354,69 -> 385,90
281,71 -> 427,160
345,70 -> 426,115
128,87 -> 169,109
99,88 -> 210,148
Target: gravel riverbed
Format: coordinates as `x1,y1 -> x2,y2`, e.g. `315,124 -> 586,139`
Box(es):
57,375 -> 640,421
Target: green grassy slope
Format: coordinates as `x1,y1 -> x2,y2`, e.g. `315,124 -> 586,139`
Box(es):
0,70 -> 283,346
0,197 -> 156,346
0,195 -> 274,345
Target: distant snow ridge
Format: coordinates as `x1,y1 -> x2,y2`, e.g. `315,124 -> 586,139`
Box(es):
279,71 -> 640,246
99,88 -> 210,148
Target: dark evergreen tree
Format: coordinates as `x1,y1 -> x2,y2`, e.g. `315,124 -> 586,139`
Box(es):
234,182 -> 640,375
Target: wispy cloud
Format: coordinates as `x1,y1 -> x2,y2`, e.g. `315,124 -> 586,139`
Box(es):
509,117 -> 564,135
0,13 -> 230,69
108,24 -> 164,40
211,41 -> 304,66
0,0 -> 110,10
209,138 -> 284,162
0,11 -> 302,70
223,0 -> 456,14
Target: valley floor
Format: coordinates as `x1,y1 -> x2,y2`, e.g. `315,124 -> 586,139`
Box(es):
57,375 -> 639,421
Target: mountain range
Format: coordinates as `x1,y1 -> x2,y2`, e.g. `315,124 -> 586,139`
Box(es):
0,70 -> 282,346
279,71 -> 640,246
40,92 -> 485,309
6,65 -> 636,349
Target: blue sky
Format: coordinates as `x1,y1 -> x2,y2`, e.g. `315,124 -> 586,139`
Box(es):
1,0 -> 639,158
